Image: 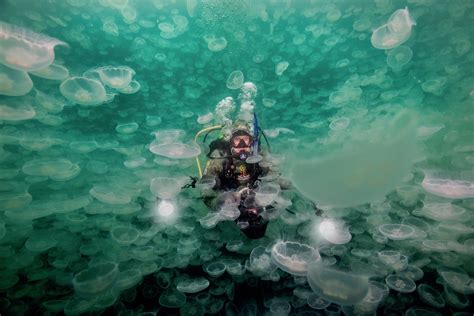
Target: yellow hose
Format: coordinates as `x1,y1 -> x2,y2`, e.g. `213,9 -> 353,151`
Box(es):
194,125 -> 222,178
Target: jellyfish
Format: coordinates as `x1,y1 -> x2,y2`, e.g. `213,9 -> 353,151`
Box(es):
94,65 -> 135,89
421,171 -> 474,199
371,7 -> 415,50
318,219 -> 352,244
385,274 -> 416,293
416,203 -> 465,221
0,101 -> 35,121
116,122 -> 139,134
22,158 -> 74,177
307,293 -> 330,310
176,277 -> 210,293
73,262 -> 119,295
270,241 -> 320,276
69,141 -> 97,153
116,79 -> 140,94
159,290 -> 187,308
89,185 -> 132,204
226,70 -> 244,90
388,7 -> 416,35
0,63 -> 33,96
25,232 -> 57,252
387,46 -> 413,68
270,300 -> 291,316
29,63 -> 69,80
255,182 -> 281,206
151,129 -> 186,143
249,246 -> 277,275
207,36 -> 227,52
378,224 -> 415,240
204,261 -> 226,278
275,61 -> 289,76
149,142 -> 201,159
115,269 -> 143,290
110,226 -> 139,245
417,284 -> 445,308
60,77 -> 107,106
262,98 -> 276,108
277,82 -> 293,94
307,264 -> 370,305
197,112 -> 213,125
150,177 -> 182,200
329,117 -> 350,131
0,21 -> 68,71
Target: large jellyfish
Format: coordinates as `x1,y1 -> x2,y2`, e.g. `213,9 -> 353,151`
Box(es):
60,77 -> 107,106
422,171 -> 474,199
0,21 -> 68,71
371,7 -> 416,50
72,262 -> 119,295
0,100 -> 35,121
0,63 -> 33,96
307,264 -> 370,306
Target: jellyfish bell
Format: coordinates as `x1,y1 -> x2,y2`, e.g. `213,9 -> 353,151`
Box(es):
154,199 -> 178,224
271,240 -> 321,276
317,219 -> 352,245
150,177 -> 182,200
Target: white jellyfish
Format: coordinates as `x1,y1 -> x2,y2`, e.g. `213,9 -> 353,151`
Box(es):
149,142 -> 201,159
29,63 -> 69,80
0,63 -> 33,96
150,177 -> 182,200
0,21 -> 68,71
226,70 -> 244,90
386,46 -> 413,68
318,219 -> 352,244
60,77 -> 107,106
94,65 -> 135,89
371,7 -> 416,50
271,241 -> 320,276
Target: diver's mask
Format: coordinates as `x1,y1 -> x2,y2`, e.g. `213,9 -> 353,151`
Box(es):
230,134 -> 252,161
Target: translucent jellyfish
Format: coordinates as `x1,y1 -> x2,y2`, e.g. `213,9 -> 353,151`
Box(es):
114,269 -> 142,290
73,262 -> 119,295
22,158 -> 74,177
385,274 -> 416,293
378,224 -> 415,240
0,101 -> 35,121
94,66 -> 135,89
255,182 -> 281,206
270,300 -> 291,316
226,70 -> 244,90
197,112 -> 213,125
275,61 -> 289,76
307,264 -> 370,305
226,240 -> 244,252
277,82 -> 293,94
29,63 -> 69,80
307,293 -> 330,309
60,77 -> 107,106
159,290 -> 187,308
111,226 -> 139,245
149,142 -> 201,159
70,141 -> 97,153
0,21 -> 68,71
387,46 -> 413,68
207,36 -> 227,52
0,63 -> 33,96
353,19 -> 371,32
25,232 -> 57,252
329,117 -> 350,131
318,219 -> 352,244
437,267 -> 473,294
116,80 -> 140,94
371,7 -> 415,50
151,129 -> 186,143
150,177 -> 181,199
146,115 -> 162,127
116,122 -> 139,134
422,171 -> 474,199
89,185 -> 131,204
204,261 -> 226,277
176,277 -> 210,293
416,203 -> 465,221
417,284 -> 445,308
270,241 -> 320,276
249,246 -> 277,274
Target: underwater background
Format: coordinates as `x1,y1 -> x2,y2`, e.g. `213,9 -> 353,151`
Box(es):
0,0 -> 474,315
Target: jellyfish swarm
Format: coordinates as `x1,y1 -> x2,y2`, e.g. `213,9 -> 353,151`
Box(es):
371,7 -> 416,50
271,241 -> 320,276
306,264 -> 370,306
0,21 -> 68,71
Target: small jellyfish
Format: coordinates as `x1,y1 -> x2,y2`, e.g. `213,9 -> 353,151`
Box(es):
150,177 -> 182,200
151,129 -> 186,143
0,21 -> 68,71
159,290 -> 187,308
73,262 -> 119,295
29,63 -> 69,80
249,246 -> 277,274
378,224 -> 415,240
116,80 -> 140,94
307,293 -> 330,310
275,61 -> 289,76
176,277 -> 210,293
270,241 -> 320,276
387,46 -> 413,68
146,115 -> 162,127
417,284 -> 445,308
116,122 -> 139,134
226,70 -> 244,90
197,112 -> 213,124
149,142 -> 201,159
60,77 -> 107,106
270,300 -> 291,316
94,65 -> 135,89
277,82 -> 293,94
0,63 -> 33,96
307,264 -> 370,305
204,261 -> 226,278
385,274 -> 416,293
255,182 -> 281,206
207,36 -> 227,52
329,117 -> 350,131
110,226 -> 139,245
262,98 -> 276,108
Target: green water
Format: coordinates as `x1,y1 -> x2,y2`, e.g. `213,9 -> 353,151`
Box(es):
0,0 -> 473,315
